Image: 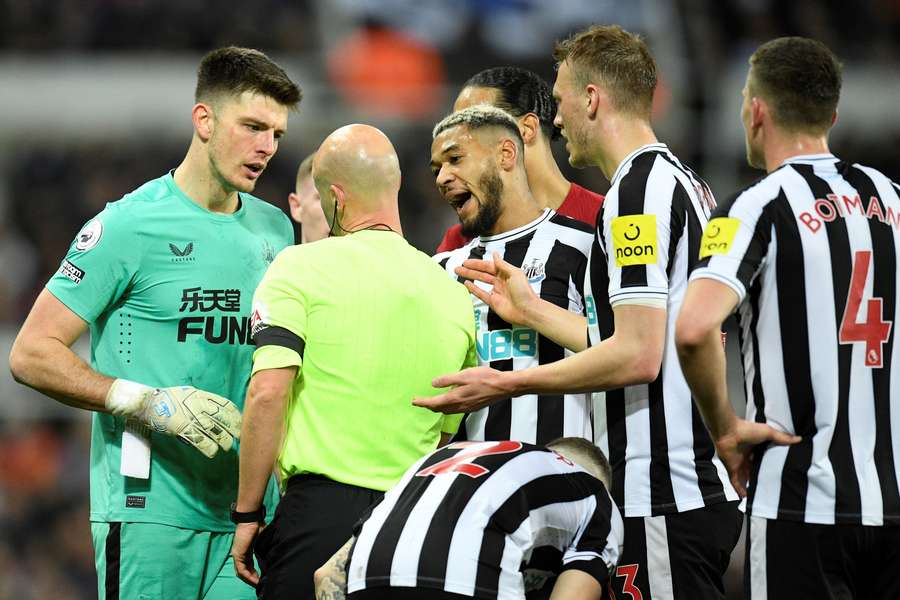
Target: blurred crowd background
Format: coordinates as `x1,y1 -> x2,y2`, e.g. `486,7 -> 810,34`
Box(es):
1,1 -> 898,598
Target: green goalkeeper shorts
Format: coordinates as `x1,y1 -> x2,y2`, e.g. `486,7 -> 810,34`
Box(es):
91,521 -> 256,600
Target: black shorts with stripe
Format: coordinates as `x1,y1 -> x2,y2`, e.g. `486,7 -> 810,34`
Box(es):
609,501 -> 741,600
745,515 -> 900,599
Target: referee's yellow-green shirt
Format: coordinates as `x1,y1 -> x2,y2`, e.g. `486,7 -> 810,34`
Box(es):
250,230 -> 477,492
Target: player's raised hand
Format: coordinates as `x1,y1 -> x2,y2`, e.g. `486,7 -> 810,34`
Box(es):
713,419 -> 801,498
106,379 -> 242,458
413,366 -> 513,414
455,252 -> 539,327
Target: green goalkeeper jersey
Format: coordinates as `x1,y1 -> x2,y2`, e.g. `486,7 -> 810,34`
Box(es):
46,172 -> 294,531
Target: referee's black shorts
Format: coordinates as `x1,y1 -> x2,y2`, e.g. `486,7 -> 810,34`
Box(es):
608,500 -> 742,600
254,474 -> 383,600
745,515 -> 900,599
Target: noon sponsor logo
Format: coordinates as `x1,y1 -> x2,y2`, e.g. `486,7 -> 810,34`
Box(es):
699,217 -> 741,258
612,214 -> 657,266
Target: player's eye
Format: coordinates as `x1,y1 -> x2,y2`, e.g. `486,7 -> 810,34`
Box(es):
246,123 -> 261,132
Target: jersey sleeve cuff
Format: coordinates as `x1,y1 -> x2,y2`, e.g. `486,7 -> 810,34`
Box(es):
252,345 -> 302,375
609,287 -> 668,308
689,269 -> 746,304
560,554 -> 610,585
44,284 -> 97,324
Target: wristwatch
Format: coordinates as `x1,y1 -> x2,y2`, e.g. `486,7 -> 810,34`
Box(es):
230,502 -> 266,524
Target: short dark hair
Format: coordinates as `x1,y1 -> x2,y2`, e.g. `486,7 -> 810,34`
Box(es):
546,437 -> 612,488
433,105 -> 525,158
196,46 -> 301,109
553,24 -> 657,120
749,37 -> 842,134
464,67 -> 561,142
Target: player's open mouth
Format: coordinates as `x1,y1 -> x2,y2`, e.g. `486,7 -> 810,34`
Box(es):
244,163 -> 264,178
447,190 -> 473,213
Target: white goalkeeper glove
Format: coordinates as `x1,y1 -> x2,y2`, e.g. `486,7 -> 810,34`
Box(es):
106,379 -> 242,459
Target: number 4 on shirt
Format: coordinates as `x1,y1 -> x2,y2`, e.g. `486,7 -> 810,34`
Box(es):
416,441 -> 522,478
839,250 -> 892,368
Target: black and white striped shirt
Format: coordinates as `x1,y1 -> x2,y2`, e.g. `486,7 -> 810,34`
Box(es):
347,441 -> 624,599
691,154 -> 900,526
435,209 -> 594,444
587,143 -> 739,517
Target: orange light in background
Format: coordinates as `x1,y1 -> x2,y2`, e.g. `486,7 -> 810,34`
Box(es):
327,26 -> 447,119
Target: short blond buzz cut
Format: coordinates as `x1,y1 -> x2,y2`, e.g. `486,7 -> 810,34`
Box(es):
432,104 -> 525,158
553,24 -> 657,120
546,437 -> 612,489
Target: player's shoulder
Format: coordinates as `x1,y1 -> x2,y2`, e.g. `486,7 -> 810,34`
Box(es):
547,211 -> 594,235
432,236 -> 480,265
568,182 -> 604,205
84,174 -> 174,236
716,167 -> 792,216
240,192 -> 290,222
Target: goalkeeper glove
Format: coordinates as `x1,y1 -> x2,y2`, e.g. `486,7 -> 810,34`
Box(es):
106,379 -> 242,459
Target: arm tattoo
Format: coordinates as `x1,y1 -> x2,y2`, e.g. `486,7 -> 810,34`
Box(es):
315,541 -> 351,600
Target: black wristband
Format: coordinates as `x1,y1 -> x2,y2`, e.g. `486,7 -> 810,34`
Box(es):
230,502 -> 266,524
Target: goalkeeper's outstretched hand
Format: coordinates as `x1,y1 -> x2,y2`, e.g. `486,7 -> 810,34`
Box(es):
106,379 -> 242,458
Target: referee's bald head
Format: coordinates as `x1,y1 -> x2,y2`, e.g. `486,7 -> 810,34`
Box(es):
313,124 -> 401,201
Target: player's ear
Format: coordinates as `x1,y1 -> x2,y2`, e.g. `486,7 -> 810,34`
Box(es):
518,113 -> 540,145
498,138 -> 518,171
192,103 -> 213,142
288,193 -> 302,223
750,96 -> 765,131
585,83 -> 602,120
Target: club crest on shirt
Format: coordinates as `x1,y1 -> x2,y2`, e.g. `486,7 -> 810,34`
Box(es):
522,258 -> 546,284
262,240 -> 275,265
75,218 -> 103,252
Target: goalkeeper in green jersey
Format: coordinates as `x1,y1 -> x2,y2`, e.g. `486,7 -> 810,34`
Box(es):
9,47 -> 300,600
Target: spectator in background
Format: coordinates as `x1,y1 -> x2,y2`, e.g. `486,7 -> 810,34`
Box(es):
437,66 -> 602,252
230,124 -> 477,599
288,152 -> 331,243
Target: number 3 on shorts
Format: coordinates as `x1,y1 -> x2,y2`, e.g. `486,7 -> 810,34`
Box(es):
609,564 -> 643,600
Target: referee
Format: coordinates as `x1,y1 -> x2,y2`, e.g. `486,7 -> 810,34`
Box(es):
229,124 -> 477,599
676,37 -> 900,599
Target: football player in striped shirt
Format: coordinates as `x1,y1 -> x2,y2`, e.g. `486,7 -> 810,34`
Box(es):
436,67 -> 603,252
431,105 -> 594,446
313,437 -> 623,600
676,37 -> 900,599
418,25 -> 741,600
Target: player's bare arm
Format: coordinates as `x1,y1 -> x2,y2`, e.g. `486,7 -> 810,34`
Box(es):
549,569 -> 604,600
232,365 -> 296,586
415,303 -> 666,414
676,278 -> 800,497
9,288 -> 113,409
11,288 -> 243,459
456,252 -> 588,352
313,537 -> 353,600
